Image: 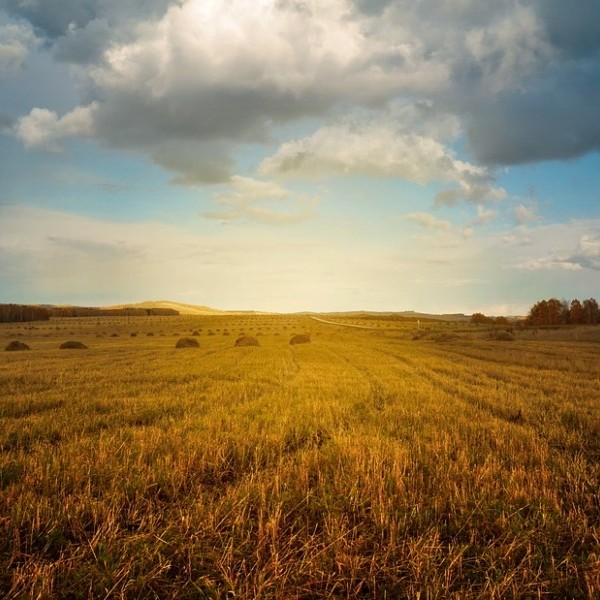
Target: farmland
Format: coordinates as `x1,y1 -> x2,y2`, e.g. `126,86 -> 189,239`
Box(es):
1,314 -> 600,598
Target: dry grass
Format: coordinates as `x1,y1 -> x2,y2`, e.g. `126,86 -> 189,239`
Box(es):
0,314 -> 599,598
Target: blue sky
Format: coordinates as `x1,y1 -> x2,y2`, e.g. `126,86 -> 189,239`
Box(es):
1,0 -> 599,314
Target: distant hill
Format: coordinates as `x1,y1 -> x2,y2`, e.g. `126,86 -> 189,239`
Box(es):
105,300 -> 225,315
309,310 -> 471,322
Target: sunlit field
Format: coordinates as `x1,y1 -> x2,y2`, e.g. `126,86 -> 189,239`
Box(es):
1,315 -> 599,599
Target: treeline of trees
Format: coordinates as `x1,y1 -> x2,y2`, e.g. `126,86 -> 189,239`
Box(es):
526,298 -> 599,327
0,304 -> 179,322
471,297 -> 600,328
0,304 -> 51,323
49,307 -> 179,318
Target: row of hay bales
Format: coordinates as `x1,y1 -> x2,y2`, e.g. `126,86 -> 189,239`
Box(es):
176,334 -> 311,348
5,340 -> 88,351
6,334 -> 311,352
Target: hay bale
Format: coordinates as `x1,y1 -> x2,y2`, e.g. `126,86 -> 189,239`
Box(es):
175,337 -> 200,349
235,335 -> 260,347
60,341 -> 88,350
5,340 -> 30,352
492,331 -> 515,341
435,333 -> 461,343
290,334 -> 311,345
191,330 -> 200,336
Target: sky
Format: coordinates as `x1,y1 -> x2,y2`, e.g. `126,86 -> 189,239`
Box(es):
0,0 -> 599,315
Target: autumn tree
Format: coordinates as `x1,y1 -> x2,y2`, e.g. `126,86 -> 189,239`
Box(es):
582,298 -> 600,324
569,299 -> 584,324
527,297 -> 599,326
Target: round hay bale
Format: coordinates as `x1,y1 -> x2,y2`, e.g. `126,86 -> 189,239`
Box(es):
5,340 -> 30,352
435,333 -> 461,343
290,334 -> 311,345
235,335 -> 260,347
175,337 -> 200,349
60,341 -> 88,350
492,331 -> 514,341
191,330 -> 200,336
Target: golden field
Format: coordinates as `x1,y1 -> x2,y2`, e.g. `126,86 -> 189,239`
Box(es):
1,315 -> 599,599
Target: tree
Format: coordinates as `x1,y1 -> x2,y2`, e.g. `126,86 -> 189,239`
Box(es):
527,297 -> 599,327
582,298 -> 600,324
527,298 -> 567,326
569,299 -> 584,324
471,312 -> 492,325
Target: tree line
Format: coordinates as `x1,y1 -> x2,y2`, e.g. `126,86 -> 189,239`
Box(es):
49,306 -> 179,318
0,304 -> 51,323
0,304 -> 179,323
471,297 -> 600,328
526,298 -> 599,327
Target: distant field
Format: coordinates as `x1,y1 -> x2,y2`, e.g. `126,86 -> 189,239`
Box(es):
1,315 -> 599,598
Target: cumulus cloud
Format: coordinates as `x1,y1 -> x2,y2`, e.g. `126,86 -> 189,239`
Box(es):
4,0 -> 451,183
203,176 -> 318,224
568,235 -> 600,271
512,224 -> 600,272
15,104 -> 96,150
0,23 -> 38,74
260,115 -> 506,205
6,0 -> 600,183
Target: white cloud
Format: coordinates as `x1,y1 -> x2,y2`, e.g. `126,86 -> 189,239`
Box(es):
203,176 -> 318,224
7,0 -> 452,182
405,212 -> 453,232
405,211 -> 473,239
513,203 -> 541,225
0,22 -> 39,74
15,104 -> 97,150
260,117 -> 506,205
510,223 -> 600,272
7,0 -> 600,187
468,205 -> 497,227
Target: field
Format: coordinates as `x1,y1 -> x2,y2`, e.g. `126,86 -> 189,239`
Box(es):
1,315 -> 600,599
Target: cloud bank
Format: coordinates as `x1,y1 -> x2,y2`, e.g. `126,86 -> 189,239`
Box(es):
5,0 -> 599,190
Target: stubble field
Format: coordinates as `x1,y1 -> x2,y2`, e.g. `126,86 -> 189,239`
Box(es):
1,315 -> 599,599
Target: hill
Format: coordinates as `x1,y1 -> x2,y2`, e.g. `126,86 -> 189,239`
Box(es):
105,300 -> 224,315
